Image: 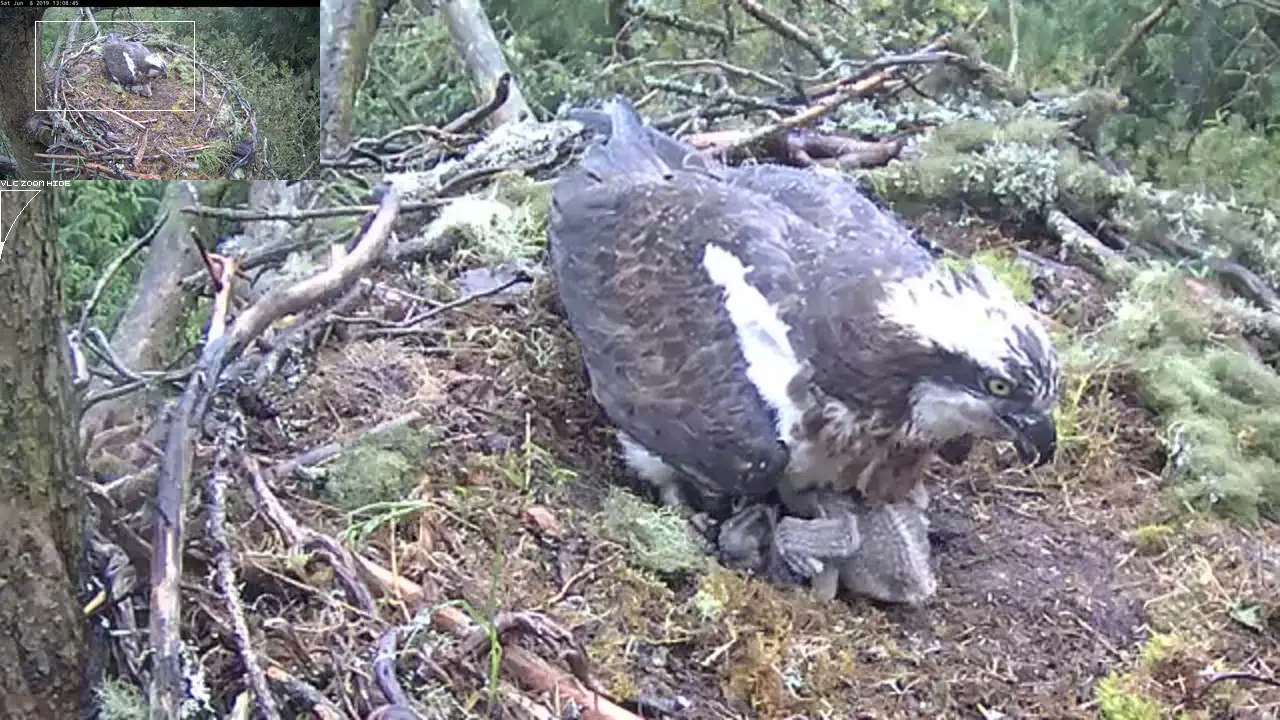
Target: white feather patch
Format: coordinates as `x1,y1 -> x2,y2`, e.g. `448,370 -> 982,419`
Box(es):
700,243 -> 804,442
877,264 -> 1051,378
121,51 -> 136,80
616,432 -> 684,506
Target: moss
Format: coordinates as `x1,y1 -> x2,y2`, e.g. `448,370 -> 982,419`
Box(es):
1132,524 -> 1175,556
97,678 -> 148,720
322,426 -> 435,511
1095,265 -> 1280,520
597,488 -> 708,575
1094,672 -> 1165,720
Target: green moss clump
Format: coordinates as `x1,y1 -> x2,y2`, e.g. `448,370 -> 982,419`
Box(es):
1096,266 -> 1280,520
97,677 -> 148,720
598,488 -> 708,575
941,250 -> 1034,304
1095,672 -> 1165,720
1132,524 -> 1175,555
322,426 -> 435,511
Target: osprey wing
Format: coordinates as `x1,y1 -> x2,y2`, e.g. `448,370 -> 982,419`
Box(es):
550,155 -> 815,501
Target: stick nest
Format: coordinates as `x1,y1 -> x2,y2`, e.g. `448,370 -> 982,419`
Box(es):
42,33 -> 259,180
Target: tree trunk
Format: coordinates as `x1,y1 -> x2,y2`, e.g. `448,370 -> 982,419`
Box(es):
81,181 -> 225,435
439,0 -> 533,126
0,9 -> 48,179
320,0 -> 382,159
0,188 -> 87,717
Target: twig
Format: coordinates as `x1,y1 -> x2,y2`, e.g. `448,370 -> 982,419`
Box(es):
181,199 -> 440,222
1092,0 -> 1179,85
207,466 -> 281,720
642,58 -> 788,91
76,209 -> 168,336
146,188 -> 401,719
624,4 -> 728,40
442,72 -> 514,134
357,270 -> 532,338
373,628 -> 412,707
721,66 -> 904,152
736,0 -> 834,67
1191,671 -> 1280,702
1005,0 -> 1019,76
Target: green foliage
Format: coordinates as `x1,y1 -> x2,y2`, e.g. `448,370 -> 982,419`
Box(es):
598,488 -> 707,575
192,7 -> 319,77
57,181 -> 165,331
196,29 -> 318,179
1144,117 -> 1280,212
1097,266 -> 1280,520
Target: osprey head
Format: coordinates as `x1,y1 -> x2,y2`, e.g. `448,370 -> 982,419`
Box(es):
879,261 -> 1060,467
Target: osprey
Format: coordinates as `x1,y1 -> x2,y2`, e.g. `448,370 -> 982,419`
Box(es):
550,97 -> 1059,522
103,33 -> 168,98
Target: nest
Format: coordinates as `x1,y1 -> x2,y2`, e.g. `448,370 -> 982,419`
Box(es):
39,32 -> 260,179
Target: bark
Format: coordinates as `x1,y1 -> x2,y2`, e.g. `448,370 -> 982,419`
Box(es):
320,0 -> 382,159
81,181 -> 226,435
0,188 -> 87,717
439,0 -> 533,126
0,9 -> 48,179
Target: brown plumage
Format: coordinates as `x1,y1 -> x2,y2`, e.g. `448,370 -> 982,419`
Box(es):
551,97 -> 1059,517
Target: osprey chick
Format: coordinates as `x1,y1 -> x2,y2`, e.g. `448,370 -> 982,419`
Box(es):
550,97 -> 1059,516
103,33 -> 167,98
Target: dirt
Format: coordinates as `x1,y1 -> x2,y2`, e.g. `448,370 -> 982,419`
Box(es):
51,51 -> 252,179
230,218 -> 1280,720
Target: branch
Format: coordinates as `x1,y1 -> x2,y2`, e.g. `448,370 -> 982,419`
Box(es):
1092,0 -> 1179,85
442,71 -> 515,133
180,199 -> 439,222
642,58 -> 789,92
146,187 -> 402,719
207,466 -> 281,720
736,0 -> 834,67
624,4 -> 729,40
1005,0 -> 1019,76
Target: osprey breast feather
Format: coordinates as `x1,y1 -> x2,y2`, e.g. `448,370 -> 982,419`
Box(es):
550,96 -> 1060,515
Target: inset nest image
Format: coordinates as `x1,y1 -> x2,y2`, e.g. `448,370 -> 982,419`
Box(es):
30,7 -> 319,180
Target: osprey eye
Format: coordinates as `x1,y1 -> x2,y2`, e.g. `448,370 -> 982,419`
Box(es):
986,377 -> 1014,396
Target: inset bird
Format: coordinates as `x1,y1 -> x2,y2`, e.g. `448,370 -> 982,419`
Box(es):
103,33 -> 168,98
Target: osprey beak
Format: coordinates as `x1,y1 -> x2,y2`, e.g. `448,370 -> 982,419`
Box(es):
1002,409 -> 1056,467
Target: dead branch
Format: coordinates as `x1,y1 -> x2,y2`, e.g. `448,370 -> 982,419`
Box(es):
808,36 -> 952,98
719,66 -> 907,153
207,465 -> 281,720
181,199 -> 442,222
642,58 -> 789,92
264,665 -> 348,719
356,563 -> 643,720
440,0 -> 533,126
1092,0 -> 1179,85
443,71 -> 515,133
644,77 -> 797,114
75,209 -> 169,337
735,0 -> 834,67
624,4 -> 729,40
1045,208 -> 1127,281
147,187 -> 401,719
